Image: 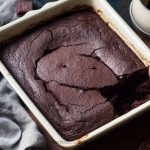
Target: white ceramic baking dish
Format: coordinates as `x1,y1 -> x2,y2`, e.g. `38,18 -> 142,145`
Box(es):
0,0 -> 150,149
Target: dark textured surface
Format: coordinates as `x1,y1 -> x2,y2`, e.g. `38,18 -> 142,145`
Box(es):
76,110 -> 150,150
110,79 -> 150,115
138,138 -> 150,150
0,9 -> 148,141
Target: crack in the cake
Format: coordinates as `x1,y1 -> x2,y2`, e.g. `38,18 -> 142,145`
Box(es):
29,32 -> 42,46
42,81 -> 70,112
48,80 -> 100,91
33,35 -> 122,116
47,29 -> 54,46
90,47 -> 106,56
42,81 -> 100,121
33,41 -> 124,116
43,42 -> 88,57
77,53 -> 120,80
42,80 -> 107,116
80,101 -> 106,114
69,101 -> 108,117
48,17 -> 104,48
34,42 -> 89,73
34,72 -> 108,116
34,44 -> 120,104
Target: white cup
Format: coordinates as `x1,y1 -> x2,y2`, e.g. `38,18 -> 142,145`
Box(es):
130,0 -> 150,36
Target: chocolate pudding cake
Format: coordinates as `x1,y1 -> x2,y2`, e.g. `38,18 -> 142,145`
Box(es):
0,9 -> 149,141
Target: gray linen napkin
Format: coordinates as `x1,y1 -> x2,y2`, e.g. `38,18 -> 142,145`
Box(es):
0,78 -> 47,150
0,0 -> 42,26
0,0 -> 18,26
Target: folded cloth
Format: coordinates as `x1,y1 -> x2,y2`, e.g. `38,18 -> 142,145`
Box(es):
0,0 -> 42,26
0,0 -> 18,26
0,78 -> 47,150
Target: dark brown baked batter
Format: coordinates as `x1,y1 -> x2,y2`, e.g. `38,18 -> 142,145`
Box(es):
0,9 -> 149,140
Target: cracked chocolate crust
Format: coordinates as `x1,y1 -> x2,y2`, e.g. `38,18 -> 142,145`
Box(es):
0,9 -> 148,140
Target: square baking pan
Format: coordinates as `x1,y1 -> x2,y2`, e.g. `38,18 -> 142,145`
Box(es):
0,0 -> 150,149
